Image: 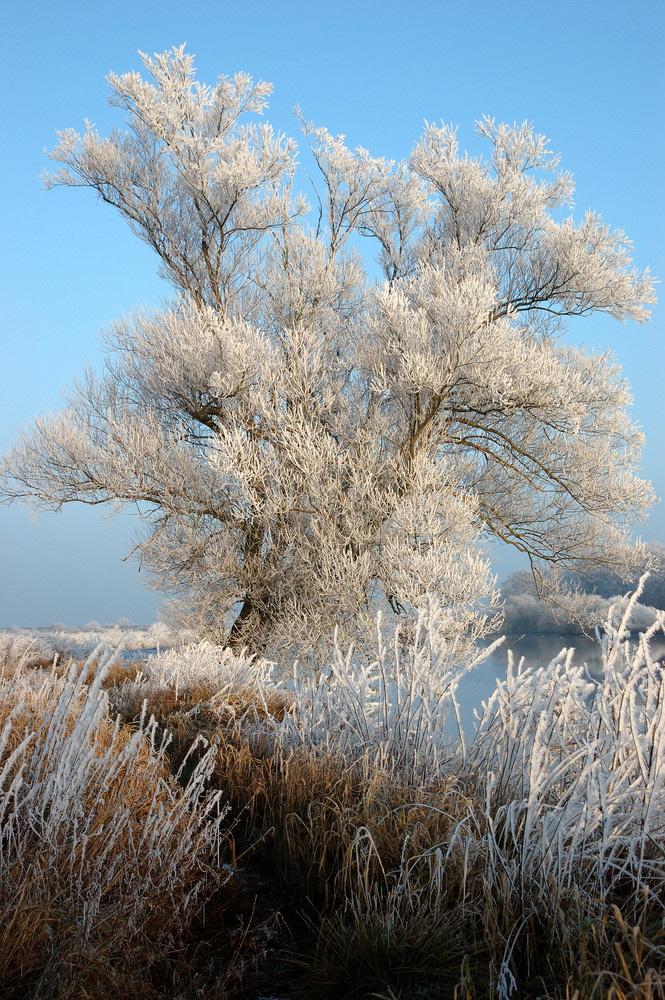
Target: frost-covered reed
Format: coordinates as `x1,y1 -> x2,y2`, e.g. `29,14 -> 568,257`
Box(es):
268,599 -> 504,778
0,648 -> 230,998
3,589 -> 665,996
470,588 -> 665,908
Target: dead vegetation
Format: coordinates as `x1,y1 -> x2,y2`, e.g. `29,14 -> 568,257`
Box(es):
2,598 -> 665,998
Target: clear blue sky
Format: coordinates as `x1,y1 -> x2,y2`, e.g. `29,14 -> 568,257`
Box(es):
1,0 -> 663,626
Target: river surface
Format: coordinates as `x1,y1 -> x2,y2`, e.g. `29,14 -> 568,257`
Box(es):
455,633 -> 665,741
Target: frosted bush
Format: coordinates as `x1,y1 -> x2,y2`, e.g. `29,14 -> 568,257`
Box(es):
110,640 -> 277,724
141,640 -> 272,691
601,592 -> 663,632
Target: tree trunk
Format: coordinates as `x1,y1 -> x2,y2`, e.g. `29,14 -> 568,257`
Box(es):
226,596 -> 271,657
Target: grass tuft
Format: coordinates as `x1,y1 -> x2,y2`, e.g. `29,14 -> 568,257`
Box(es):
0,652 -> 233,998
2,596 -> 665,996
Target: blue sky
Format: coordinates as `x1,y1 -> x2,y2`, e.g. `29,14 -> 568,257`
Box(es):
1,0 -> 663,626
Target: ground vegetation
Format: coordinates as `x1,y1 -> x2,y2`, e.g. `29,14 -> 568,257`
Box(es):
1,594 -> 664,998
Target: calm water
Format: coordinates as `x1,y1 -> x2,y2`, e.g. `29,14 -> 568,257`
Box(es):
455,633 -> 665,741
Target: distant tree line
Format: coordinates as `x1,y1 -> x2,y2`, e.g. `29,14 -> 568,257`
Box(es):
567,542 -> 665,608
500,541 -> 665,636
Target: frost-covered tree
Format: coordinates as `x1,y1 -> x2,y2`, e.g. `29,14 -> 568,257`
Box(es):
0,47 -> 656,657
499,566 -> 664,636
568,540 -> 665,608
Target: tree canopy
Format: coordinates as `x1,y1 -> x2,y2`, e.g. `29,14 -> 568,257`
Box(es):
1,46 -> 656,657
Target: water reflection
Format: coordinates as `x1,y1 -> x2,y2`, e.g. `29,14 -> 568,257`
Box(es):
120,647 -> 160,661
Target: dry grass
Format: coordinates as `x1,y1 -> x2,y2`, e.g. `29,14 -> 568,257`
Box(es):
3,595 -> 665,998
0,655 -> 236,999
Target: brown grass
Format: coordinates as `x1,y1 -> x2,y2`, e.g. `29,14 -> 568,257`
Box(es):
3,630 -> 665,998
0,662 -> 238,999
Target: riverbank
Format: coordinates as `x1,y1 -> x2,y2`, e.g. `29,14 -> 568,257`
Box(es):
2,607 -> 665,997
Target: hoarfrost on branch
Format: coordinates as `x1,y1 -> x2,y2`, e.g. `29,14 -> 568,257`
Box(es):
1,46 -> 656,657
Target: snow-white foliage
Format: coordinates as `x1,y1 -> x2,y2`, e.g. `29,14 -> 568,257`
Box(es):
501,585 -> 663,637
0,46 -> 656,657
52,619 -> 188,656
0,621 -> 193,673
